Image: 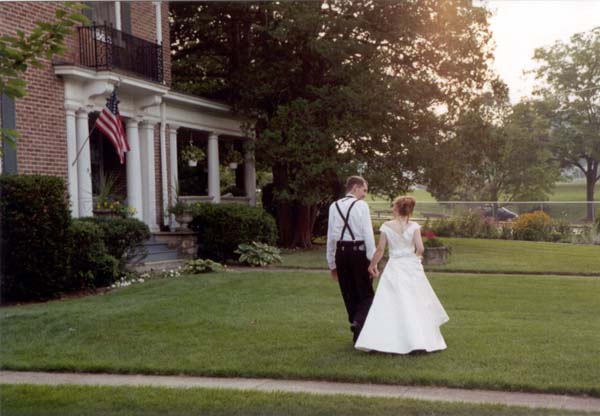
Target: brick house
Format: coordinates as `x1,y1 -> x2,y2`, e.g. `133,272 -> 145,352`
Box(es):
0,1 -> 256,234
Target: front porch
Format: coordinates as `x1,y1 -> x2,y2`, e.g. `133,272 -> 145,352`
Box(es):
55,66 -> 255,234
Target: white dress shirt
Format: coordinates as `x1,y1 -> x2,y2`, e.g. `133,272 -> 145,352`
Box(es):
326,194 -> 376,270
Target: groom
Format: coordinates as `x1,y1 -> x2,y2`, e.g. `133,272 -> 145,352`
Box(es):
326,176 -> 376,343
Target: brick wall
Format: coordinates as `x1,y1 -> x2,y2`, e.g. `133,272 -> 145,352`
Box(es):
1,1 -> 173,227
129,1 -> 171,86
0,2 -> 78,180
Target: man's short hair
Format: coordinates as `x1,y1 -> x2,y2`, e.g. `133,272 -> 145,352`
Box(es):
345,176 -> 367,192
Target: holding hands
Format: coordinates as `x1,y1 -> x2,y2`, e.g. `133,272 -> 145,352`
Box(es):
368,262 -> 379,279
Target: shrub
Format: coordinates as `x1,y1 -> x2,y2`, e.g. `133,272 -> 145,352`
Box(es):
427,211 -> 499,239
190,203 -> 277,262
499,224 -> 513,240
235,241 -> 282,266
456,211 -> 484,238
0,175 -> 71,301
428,217 -> 459,237
69,220 -> 119,289
80,217 -> 150,267
183,259 -> 225,274
512,211 -> 552,241
551,219 -> 573,242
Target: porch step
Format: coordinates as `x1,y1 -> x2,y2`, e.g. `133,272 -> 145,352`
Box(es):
128,259 -> 187,274
129,238 -> 183,264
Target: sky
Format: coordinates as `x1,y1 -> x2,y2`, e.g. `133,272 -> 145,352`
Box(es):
483,0 -> 600,103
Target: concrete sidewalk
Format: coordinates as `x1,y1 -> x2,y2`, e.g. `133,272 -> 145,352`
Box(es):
1,371 -> 599,413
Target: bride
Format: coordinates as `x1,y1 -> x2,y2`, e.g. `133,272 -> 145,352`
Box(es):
355,196 -> 449,354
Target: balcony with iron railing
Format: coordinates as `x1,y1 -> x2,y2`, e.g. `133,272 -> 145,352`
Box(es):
78,24 -> 163,83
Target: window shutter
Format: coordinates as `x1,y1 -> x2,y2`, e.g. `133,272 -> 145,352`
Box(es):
1,95 -> 18,174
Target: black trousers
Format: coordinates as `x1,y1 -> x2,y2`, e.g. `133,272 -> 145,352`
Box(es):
335,241 -> 374,338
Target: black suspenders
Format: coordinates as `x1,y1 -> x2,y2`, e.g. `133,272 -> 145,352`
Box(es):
335,198 -> 360,241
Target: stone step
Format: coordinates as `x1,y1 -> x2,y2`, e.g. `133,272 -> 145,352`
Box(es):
144,250 -> 180,262
128,259 -> 187,274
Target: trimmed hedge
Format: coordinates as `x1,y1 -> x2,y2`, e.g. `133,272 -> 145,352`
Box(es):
190,203 -> 277,262
0,175 -> 151,302
0,175 -> 71,301
69,220 -> 119,289
80,217 -> 150,267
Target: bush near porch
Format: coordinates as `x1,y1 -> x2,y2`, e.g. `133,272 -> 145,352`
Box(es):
190,203 -> 277,262
0,175 -> 150,302
0,175 -> 71,301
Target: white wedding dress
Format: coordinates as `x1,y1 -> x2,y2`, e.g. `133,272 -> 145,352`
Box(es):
355,221 -> 449,354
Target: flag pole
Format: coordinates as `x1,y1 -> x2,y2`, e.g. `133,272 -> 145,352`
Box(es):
71,79 -> 122,167
71,124 -> 97,167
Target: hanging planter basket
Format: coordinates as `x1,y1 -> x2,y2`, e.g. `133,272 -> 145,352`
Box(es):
188,160 -> 198,167
228,162 -> 238,170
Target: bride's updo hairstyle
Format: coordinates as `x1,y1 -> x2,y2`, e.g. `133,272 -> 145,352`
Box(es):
393,196 -> 416,219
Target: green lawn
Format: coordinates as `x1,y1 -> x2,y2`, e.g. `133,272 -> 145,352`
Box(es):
550,182 -> 600,201
281,238 -> 600,275
1,384 -> 596,416
2,271 -> 599,397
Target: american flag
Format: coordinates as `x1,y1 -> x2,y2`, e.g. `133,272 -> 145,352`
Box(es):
95,89 -> 130,164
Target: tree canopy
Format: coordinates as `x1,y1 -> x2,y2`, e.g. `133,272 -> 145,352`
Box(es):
532,28 -> 600,220
171,0 -> 498,246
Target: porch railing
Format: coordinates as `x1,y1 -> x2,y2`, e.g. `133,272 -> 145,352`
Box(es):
78,24 -> 163,83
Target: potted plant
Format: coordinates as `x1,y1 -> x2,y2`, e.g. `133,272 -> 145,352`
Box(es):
222,147 -> 243,169
93,173 -> 126,217
422,232 -> 449,265
168,200 -> 196,230
181,144 -> 205,167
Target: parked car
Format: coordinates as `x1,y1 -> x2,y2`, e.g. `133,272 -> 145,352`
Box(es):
483,206 -> 519,221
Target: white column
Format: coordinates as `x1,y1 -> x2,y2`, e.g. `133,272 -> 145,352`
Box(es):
207,132 -> 220,203
76,109 -> 93,217
65,107 -> 79,217
160,102 -> 168,228
243,142 -> 257,206
168,124 -> 179,231
140,121 -> 158,231
126,118 -> 144,221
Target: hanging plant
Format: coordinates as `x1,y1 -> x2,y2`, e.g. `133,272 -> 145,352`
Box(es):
181,144 -> 205,167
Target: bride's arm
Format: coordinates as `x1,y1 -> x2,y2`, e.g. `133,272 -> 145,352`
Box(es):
368,232 -> 387,278
414,228 -> 425,257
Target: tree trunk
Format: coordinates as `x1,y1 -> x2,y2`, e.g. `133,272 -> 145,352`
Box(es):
275,201 -> 316,249
585,161 -> 598,221
292,204 -> 316,249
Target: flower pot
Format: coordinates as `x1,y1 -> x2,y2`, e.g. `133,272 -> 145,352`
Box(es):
188,160 -> 198,167
175,212 -> 194,230
93,208 -> 117,218
422,246 -> 449,265
228,162 -> 238,169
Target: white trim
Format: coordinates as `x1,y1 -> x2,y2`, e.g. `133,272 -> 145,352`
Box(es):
115,2 -> 122,31
164,91 -> 231,113
54,65 -> 169,95
154,1 -> 162,44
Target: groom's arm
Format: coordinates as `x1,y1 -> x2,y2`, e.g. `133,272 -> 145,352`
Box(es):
360,202 -> 376,261
326,203 -> 338,274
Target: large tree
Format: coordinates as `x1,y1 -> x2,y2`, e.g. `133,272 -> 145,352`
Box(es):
532,28 -> 600,221
170,1 -> 496,247
423,92 -> 560,203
